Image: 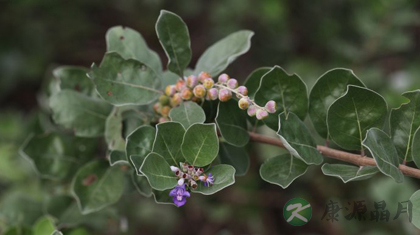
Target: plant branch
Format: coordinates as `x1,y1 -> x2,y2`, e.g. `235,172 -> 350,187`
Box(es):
248,132 -> 420,180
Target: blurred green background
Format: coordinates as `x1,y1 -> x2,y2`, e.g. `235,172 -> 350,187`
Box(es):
1,0 -> 420,234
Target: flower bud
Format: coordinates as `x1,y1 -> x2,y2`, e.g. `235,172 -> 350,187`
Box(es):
256,109 -> 268,120
161,106 -> 171,117
193,85 -> 206,98
153,102 -> 162,113
247,105 -> 257,116
159,117 -> 168,123
170,93 -> 182,107
186,75 -> 198,88
175,79 -> 186,91
206,88 -> 218,100
170,166 -> 180,172
218,73 -> 230,83
181,88 -> 193,100
218,89 -> 232,102
237,86 -> 248,96
265,100 -> 277,113
159,95 -> 170,105
190,180 -> 198,189
203,78 -> 214,89
178,178 -> 185,186
165,85 -> 176,96
238,97 -> 250,110
227,79 -> 238,89
198,71 -> 212,83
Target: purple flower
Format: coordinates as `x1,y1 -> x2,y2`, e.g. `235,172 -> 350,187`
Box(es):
200,173 -> 215,187
169,184 -> 190,207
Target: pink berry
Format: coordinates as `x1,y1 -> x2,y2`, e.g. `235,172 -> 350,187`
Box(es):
256,109 -> 268,120
218,89 -> 232,102
186,75 -> 198,88
170,93 -> 182,107
181,88 -> 193,100
206,88 -> 218,100
165,85 -> 176,96
198,71 -> 212,83
218,73 -> 230,83
193,85 -> 206,98
247,105 -> 257,116
265,100 -> 277,113
227,79 -> 238,89
238,97 -> 250,110
237,86 -> 248,96
203,78 -> 214,89
175,79 -> 186,91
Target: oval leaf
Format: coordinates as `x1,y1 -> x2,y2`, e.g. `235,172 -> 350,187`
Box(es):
277,112 -> 323,165
106,26 -> 162,74
409,190 -> 420,229
169,101 -> 205,129
152,122 -> 186,165
244,67 -> 271,99
156,10 -> 192,76
309,68 -> 365,139
193,164 -> 235,195
194,30 -> 254,76
215,99 -> 249,147
362,128 -> 404,183
181,123 -> 219,167
109,150 -> 129,166
327,85 -> 388,151
126,125 -> 156,174
390,90 -> 420,162
321,163 -> 379,183
50,90 -> 112,137
260,154 -> 308,189
88,52 -> 162,106
139,152 -> 178,190
33,216 -> 56,235
52,66 -> 94,96
255,66 -> 308,130
413,127 -> 420,168
71,160 -> 124,214
219,142 -> 250,176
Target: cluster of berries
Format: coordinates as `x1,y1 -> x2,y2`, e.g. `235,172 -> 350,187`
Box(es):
169,163 -> 214,207
153,71 -> 277,122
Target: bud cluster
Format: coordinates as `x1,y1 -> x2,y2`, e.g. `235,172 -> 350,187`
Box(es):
153,71 -> 277,122
170,163 -> 214,189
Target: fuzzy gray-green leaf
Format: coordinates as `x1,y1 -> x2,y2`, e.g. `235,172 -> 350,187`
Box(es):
168,102 -> 205,129
321,163 -> 379,183
152,122 -> 186,165
139,152 -> 178,191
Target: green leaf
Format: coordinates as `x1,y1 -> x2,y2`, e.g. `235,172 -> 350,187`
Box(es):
152,122 -> 185,165
152,189 -> 175,206
194,30 -> 254,76
169,101 -> 206,129
20,133 -> 95,180
194,164 -> 235,195
244,67 -> 271,99
140,152 -> 178,190
309,68 -> 365,139
88,52 -> 162,106
109,150 -> 129,166
254,66 -> 308,130
219,142 -> 249,176
181,123 -> 219,167
215,99 -> 249,147
44,195 -> 85,227
413,127 -> 420,168
156,10 -> 192,77
131,172 -> 153,197
327,85 -> 388,151
105,107 -> 126,151
52,66 -> 94,96
390,90 -> 420,162
33,216 -> 56,235
259,154 -> 308,189
50,90 -> 112,137
106,26 -> 162,74
277,112 -> 323,165
0,193 -> 43,227
362,128 -> 404,183
3,227 -> 32,235
321,163 -> 379,183
71,160 -> 124,214
126,125 -> 156,174
409,190 -> 420,229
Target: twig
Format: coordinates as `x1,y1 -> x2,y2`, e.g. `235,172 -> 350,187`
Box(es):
248,132 -> 420,180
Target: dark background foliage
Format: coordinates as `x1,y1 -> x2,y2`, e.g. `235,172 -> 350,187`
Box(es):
1,0 -> 420,234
